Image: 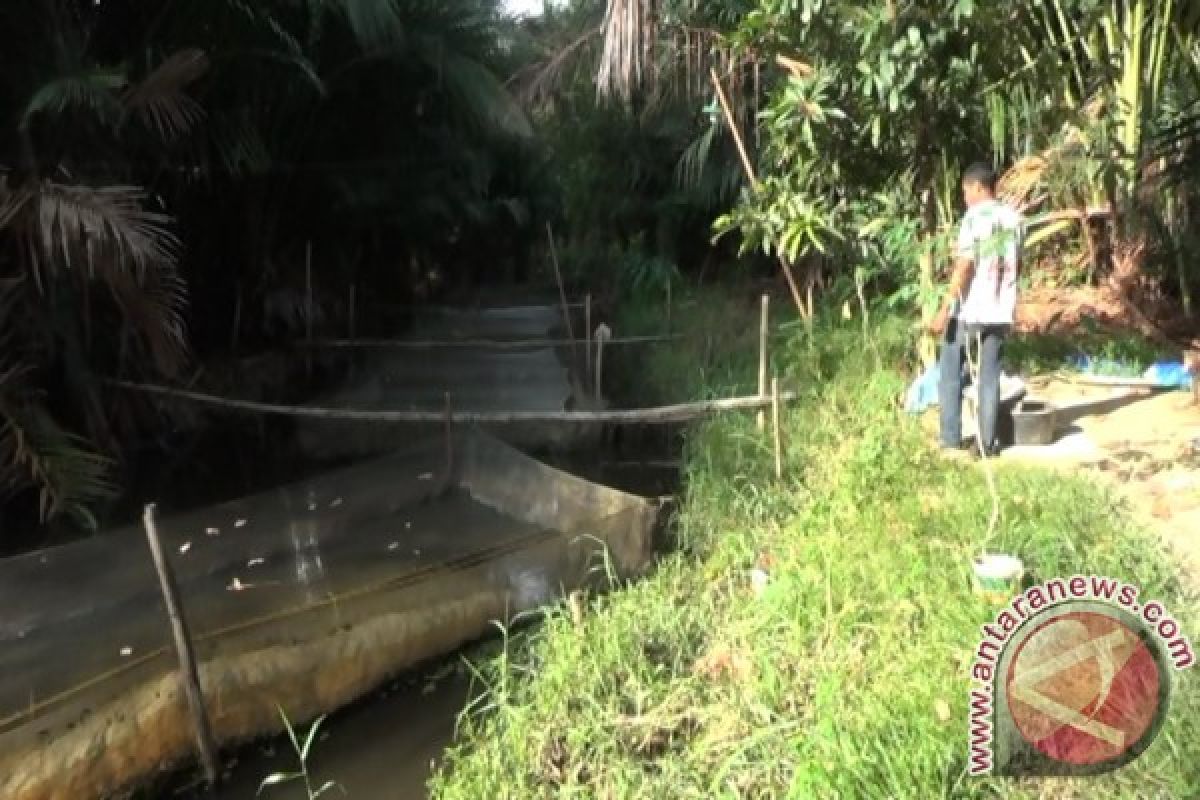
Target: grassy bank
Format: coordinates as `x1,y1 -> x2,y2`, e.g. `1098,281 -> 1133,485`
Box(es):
430,285 -> 1200,799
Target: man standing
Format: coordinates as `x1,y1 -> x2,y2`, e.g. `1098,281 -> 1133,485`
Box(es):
928,162 -> 1023,455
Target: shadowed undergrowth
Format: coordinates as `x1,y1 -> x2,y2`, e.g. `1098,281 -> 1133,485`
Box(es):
429,285 -> 1200,799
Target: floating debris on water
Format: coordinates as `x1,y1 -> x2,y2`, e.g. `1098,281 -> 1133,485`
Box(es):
234,518 -> 247,528
247,558 -> 265,567
205,527 -> 219,536
417,472 -> 433,481
307,502 -> 318,511
405,521 -> 412,529
179,542 -> 192,555
413,548 -> 422,556
120,647 -> 133,657
388,542 -> 400,551
228,577 -> 247,591
330,497 -> 343,507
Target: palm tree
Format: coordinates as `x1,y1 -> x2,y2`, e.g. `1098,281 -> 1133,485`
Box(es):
0,0 -> 197,527
0,0 -> 541,536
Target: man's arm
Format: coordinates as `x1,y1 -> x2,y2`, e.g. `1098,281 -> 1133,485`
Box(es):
929,256 -> 974,334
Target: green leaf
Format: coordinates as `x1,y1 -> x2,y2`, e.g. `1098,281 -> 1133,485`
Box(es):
277,705 -> 302,757
301,714 -> 326,762
312,780 -> 347,798
257,772 -> 303,795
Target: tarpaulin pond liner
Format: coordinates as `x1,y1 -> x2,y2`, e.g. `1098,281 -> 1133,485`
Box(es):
0,428 -> 659,800
405,303 -> 576,341
296,304 -> 600,460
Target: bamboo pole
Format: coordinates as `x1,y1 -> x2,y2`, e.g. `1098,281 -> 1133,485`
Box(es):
109,379 -> 796,424
304,241 -> 313,379
772,377 -> 783,480
709,67 -> 808,317
142,504 -> 219,788
585,294 -> 593,394
757,294 -> 769,431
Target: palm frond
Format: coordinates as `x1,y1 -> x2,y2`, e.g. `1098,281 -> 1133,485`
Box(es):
509,27 -> 602,106
21,67 -> 127,130
339,0 -> 406,53
0,363 -> 114,529
7,181 -> 189,374
428,47 -> 533,139
208,111 -> 273,176
122,49 -> 210,142
19,181 -> 180,278
674,121 -> 716,191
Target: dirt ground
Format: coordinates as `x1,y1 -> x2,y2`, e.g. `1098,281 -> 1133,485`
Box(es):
1010,379 -> 1200,588
932,380 -> 1200,588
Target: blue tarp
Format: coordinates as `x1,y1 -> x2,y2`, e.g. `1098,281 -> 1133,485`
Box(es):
1144,361 -> 1193,389
904,349 -> 1192,415
904,364 -> 941,413
1070,353 -> 1192,389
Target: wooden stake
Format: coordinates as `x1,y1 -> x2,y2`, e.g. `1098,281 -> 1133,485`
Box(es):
142,504 -> 219,787
443,391 -> 453,476
230,282 -> 242,354
594,324 -> 610,403
584,294 -> 593,395
666,279 -> 672,334
545,224 -> 579,368
757,294 -> 769,431
709,68 -> 808,317
772,377 -> 783,480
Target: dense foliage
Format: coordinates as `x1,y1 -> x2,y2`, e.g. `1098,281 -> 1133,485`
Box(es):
0,0 -> 545,531
3,0 -> 1200,534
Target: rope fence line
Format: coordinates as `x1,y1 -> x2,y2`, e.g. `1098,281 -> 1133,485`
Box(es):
296,334 -> 681,350
290,322 -> 806,351
357,300 -> 591,312
106,379 -> 795,424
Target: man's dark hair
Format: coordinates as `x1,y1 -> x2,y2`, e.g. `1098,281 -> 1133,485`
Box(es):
962,162 -> 998,192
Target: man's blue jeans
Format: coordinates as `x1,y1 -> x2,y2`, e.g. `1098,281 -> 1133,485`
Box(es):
938,317 -> 1008,450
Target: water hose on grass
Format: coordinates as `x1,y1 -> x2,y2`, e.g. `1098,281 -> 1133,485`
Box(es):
963,327 -> 1001,558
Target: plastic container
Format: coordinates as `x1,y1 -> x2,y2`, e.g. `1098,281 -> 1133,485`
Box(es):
1012,398 -> 1058,445
973,554 -> 1025,601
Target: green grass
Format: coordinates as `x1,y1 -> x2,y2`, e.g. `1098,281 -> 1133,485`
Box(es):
430,284 -> 1200,799
1004,318 -> 1176,378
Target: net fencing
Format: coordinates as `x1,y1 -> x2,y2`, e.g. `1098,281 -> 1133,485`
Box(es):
0,301 -> 659,800
0,429 -> 659,800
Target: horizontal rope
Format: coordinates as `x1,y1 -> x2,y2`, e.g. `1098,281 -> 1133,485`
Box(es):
107,380 -> 794,424
296,334 -> 680,350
